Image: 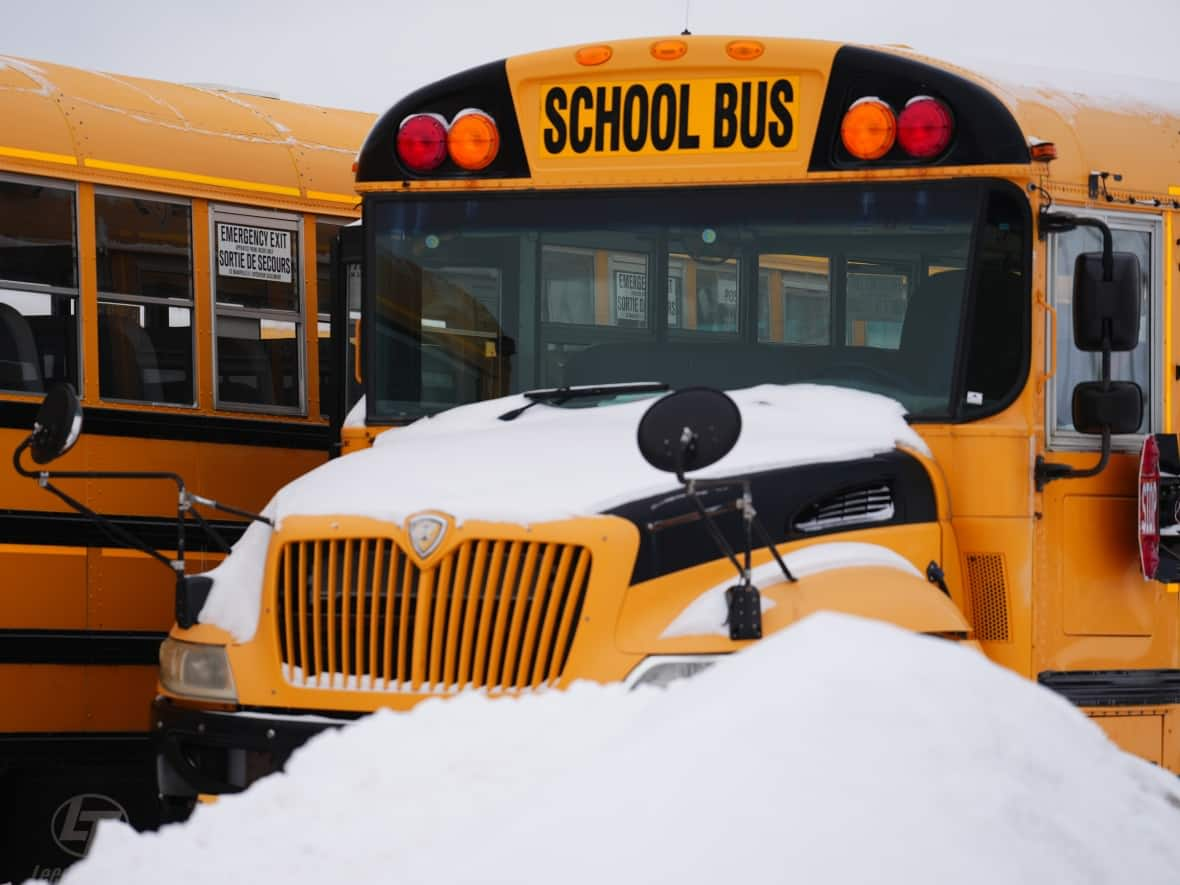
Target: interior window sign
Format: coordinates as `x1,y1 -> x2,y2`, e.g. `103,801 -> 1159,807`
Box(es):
217,223 -> 294,283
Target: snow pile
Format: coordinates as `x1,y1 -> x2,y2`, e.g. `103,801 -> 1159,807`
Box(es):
199,383 -> 923,639
66,614 -> 1180,884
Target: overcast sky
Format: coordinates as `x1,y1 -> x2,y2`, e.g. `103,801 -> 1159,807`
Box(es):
5,0 -> 1178,113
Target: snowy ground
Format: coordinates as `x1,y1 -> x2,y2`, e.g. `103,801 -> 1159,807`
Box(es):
63,613 -> 1180,884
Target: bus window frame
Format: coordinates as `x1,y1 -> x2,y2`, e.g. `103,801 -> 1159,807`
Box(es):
1045,207 -> 1163,452
314,215 -> 354,423
0,171 -> 81,398
94,185 -> 198,409
209,204 -> 307,416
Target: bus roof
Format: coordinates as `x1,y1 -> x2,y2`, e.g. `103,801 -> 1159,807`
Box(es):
0,55 -> 373,212
884,45 -> 1180,202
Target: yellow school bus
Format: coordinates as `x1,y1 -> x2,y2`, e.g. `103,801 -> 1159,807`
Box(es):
138,35 -> 1180,800
0,54 -> 371,875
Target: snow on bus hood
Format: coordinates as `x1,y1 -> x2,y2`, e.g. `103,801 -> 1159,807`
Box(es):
199,384 -> 928,640
289,383 -> 926,523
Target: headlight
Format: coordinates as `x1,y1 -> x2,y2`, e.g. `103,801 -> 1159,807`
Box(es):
159,638 -> 238,702
625,655 -> 722,691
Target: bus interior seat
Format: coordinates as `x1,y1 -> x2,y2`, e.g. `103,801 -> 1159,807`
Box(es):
0,302 -> 45,392
217,338 -> 275,405
99,314 -> 164,402
898,269 -> 966,387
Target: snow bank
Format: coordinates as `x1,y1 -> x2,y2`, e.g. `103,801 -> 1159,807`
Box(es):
66,613 -> 1180,884
199,384 -> 924,639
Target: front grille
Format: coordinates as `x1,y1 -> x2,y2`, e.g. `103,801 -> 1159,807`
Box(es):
275,537 -> 592,693
794,484 -> 895,532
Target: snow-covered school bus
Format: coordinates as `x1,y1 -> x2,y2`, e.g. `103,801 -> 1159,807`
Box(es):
0,55 -> 371,876
24,35 -> 1180,804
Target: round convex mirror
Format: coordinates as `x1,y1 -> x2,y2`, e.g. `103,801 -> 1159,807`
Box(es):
636,387 -> 742,475
30,383 -> 83,465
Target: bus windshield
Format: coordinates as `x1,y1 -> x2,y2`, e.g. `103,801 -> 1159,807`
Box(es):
369,180 -> 1025,422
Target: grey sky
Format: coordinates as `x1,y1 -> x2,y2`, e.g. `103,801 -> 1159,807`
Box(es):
5,0 -> 1178,113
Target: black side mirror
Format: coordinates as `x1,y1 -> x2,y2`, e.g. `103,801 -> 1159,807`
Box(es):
29,382 -> 83,464
637,387 -> 742,477
1073,251 -> 1142,351
1072,381 -> 1143,435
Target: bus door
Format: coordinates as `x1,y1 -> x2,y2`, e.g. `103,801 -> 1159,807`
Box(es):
1039,208 -> 1179,764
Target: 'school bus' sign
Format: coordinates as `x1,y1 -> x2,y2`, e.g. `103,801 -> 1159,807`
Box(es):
541,78 -> 800,157
217,223 -> 294,283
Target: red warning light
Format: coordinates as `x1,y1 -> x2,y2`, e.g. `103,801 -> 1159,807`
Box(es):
897,96 -> 954,159
396,114 -> 448,173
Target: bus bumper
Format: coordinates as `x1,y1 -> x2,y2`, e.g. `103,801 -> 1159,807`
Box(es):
153,697 -> 350,799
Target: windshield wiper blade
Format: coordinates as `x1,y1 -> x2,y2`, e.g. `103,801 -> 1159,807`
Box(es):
498,382 -> 669,421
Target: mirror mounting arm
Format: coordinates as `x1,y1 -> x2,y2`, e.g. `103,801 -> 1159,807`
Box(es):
1035,430 -> 1112,491
14,437 -> 181,573
1035,326 -> 1117,490
1039,210 -> 1114,281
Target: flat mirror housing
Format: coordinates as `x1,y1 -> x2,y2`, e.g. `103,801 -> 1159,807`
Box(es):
637,387 -> 742,475
1073,251 -> 1141,352
1072,381 -> 1143,435
30,382 -> 83,464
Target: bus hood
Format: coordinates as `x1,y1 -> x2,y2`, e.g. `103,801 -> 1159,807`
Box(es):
198,383 -> 929,641
279,383 -> 927,527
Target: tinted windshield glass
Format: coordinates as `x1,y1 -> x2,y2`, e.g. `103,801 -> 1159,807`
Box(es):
370,182 -> 1019,422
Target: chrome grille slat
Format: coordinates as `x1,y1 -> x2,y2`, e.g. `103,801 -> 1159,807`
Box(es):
275,536 -> 591,693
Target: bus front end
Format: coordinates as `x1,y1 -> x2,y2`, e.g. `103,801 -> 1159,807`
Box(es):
153,35 -> 1180,797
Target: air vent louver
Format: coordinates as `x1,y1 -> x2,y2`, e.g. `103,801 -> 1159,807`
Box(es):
965,552 -> 1010,641
795,484 -> 895,533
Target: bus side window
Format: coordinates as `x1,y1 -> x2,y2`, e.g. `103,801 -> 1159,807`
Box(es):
95,192 -> 195,405
212,209 -> 303,413
757,255 -> 832,345
0,176 -> 79,394
1049,214 -> 1157,445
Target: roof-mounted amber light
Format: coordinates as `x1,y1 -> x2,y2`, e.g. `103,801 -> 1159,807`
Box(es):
575,45 -> 612,66
1030,141 -> 1058,162
841,98 -> 896,160
725,40 -> 764,61
651,39 -> 687,61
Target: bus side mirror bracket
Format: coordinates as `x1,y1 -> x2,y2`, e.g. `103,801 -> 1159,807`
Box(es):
176,575 -> 214,629
1036,211 -> 1144,490
636,388 -> 797,640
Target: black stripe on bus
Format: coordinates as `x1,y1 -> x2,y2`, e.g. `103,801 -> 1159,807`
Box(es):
0,400 -> 333,451
0,630 -> 166,665
0,509 -> 249,551
1038,669 -> 1180,707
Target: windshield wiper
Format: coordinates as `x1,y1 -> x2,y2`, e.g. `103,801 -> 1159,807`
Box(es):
498,382 -> 669,421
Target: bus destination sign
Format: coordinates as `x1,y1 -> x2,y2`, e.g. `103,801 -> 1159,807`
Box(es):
540,77 -> 800,157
